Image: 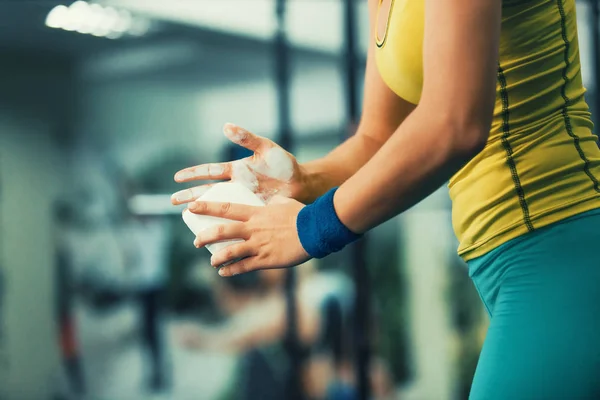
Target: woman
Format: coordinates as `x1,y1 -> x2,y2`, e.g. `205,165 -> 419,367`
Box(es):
172,0 -> 600,397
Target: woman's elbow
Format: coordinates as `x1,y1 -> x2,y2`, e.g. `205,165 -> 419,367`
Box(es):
453,123 -> 489,158
431,109 -> 491,159
418,97 -> 492,159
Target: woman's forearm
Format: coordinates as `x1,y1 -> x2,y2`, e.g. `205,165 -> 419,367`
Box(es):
330,0 -> 498,234
299,132 -> 385,204
334,107 -> 488,233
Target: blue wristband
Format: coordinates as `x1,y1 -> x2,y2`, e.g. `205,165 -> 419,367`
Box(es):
296,187 -> 362,259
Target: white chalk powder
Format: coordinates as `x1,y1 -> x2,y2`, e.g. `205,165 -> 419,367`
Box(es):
224,123 -> 248,144
258,147 -> 294,182
222,124 -> 295,202
182,182 -> 264,255
231,160 -> 259,190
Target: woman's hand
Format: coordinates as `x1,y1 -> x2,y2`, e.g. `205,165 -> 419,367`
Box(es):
172,123 -> 308,205
187,195 -> 311,277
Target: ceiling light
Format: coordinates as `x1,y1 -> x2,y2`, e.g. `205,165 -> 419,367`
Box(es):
128,18 -> 150,36
45,1 -> 151,40
105,31 -> 124,40
113,10 -> 132,33
76,3 -> 104,34
45,5 -> 69,29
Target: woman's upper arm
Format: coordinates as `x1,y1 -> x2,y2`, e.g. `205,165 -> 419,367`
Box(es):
357,0 -> 416,145
420,0 -> 502,144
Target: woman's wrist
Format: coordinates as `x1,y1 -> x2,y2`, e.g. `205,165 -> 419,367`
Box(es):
292,164 -> 314,204
296,187 -> 362,259
296,163 -> 336,205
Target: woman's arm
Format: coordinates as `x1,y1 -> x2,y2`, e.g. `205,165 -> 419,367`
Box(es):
335,0 -> 501,233
183,0 -> 502,276
172,0 -> 410,206
300,0 -> 415,203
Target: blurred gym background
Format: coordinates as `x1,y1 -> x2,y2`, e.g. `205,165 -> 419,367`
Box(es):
0,1 -> 598,399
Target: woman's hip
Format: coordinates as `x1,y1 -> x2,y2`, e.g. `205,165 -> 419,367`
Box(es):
467,208 -> 600,316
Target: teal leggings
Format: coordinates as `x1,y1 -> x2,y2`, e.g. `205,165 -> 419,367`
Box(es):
468,209 -> 600,399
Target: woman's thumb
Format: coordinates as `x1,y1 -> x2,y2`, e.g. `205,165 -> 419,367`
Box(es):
223,123 -> 268,152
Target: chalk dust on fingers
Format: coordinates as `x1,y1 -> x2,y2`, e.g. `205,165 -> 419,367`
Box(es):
231,160 -> 259,191
193,163 -> 227,178
176,163 -> 227,181
253,147 -> 294,182
223,123 -> 249,144
172,185 -> 214,203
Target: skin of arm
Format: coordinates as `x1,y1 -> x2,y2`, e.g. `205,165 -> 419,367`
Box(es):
298,0 -> 415,204
334,0 -> 501,234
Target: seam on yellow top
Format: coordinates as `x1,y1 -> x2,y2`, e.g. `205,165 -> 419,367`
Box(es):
497,63 -> 535,233
557,0 -> 600,193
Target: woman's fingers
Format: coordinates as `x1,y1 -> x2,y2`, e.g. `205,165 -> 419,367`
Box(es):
217,257 -> 262,277
188,201 -> 255,221
171,184 -> 214,205
193,222 -> 249,248
210,243 -> 255,267
174,162 -> 232,183
223,123 -> 272,152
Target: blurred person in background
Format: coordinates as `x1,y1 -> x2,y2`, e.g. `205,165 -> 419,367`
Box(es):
121,210 -> 172,393
59,172 -> 131,397
302,355 -> 394,400
119,172 -> 173,394
52,200 -> 86,399
174,0 -> 600,397
69,160 -> 130,312
174,261 -> 356,399
368,357 -> 395,400
175,262 -> 353,353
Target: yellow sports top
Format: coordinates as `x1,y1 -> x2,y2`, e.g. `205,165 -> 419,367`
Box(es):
375,0 -> 600,260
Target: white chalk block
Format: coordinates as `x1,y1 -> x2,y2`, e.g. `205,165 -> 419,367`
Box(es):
182,182 -> 264,254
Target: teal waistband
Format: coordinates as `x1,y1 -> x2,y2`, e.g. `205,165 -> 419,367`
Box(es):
468,207 -> 600,274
